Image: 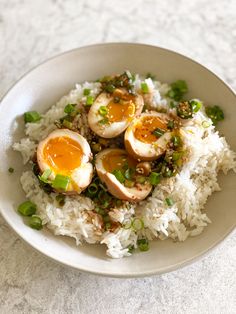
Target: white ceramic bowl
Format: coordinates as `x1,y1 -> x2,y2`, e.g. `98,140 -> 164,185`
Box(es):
0,43 -> 236,277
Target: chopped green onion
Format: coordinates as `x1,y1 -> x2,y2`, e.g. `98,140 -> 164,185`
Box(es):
112,170 -> 125,183
55,194 -> 65,206
141,82 -> 149,93
62,120 -> 73,129
98,106 -> 108,116
87,183 -> 99,197
98,117 -> 109,125
166,80 -> 188,101
205,105 -> 224,125
125,70 -> 133,80
127,244 -> 135,253
52,174 -> 70,190
202,120 -> 211,128
149,172 -> 161,185
83,88 -> 91,96
8,167 -> 14,173
132,218 -> 144,231
190,100 -> 202,113
165,197 -> 174,207
64,103 -> 76,114
123,218 -> 132,229
172,135 -> 181,147
24,111 -> 41,123
18,201 -> 37,216
86,95 -> 94,106
172,151 -> 183,161
137,238 -> 149,251
38,169 -> 52,184
167,120 -> 174,130
28,215 -> 43,230
153,128 -> 165,138
105,84 -> 115,93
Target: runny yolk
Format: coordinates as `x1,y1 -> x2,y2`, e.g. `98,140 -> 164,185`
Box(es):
43,136 -> 83,174
107,100 -> 135,123
134,116 -> 167,144
102,151 -> 137,173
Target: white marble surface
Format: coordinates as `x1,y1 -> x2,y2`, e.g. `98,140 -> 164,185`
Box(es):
1,0 -> 236,313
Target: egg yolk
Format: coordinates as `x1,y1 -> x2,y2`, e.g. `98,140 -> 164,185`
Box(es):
134,116 -> 167,144
43,136 -> 83,174
107,100 -> 135,123
102,151 -> 137,173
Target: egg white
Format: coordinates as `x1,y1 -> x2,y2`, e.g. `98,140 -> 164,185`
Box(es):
88,90 -> 144,138
37,129 -> 93,193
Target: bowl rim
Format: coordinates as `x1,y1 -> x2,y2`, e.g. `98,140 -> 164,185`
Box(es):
1,42 -> 236,278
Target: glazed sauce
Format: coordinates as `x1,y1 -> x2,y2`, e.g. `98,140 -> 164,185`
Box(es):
43,136 -> 83,174
134,116 -> 167,144
102,151 -> 137,173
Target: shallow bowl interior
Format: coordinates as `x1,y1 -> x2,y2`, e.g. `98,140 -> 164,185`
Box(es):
0,43 -> 236,277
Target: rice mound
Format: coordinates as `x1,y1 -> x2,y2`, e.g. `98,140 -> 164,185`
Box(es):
13,75 -> 236,258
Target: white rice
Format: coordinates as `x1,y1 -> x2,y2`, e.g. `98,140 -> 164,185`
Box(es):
13,75 -> 236,258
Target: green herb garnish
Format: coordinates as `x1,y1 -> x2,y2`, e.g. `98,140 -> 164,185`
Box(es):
165,197 -> 174,207
205,105 -> 224,125
137,238 -> 149,251
83,88 -> 91,96
141,82 -> 149,93
24,111 -> 41,123
64,103 -> 76,114
149,172 -> 161,185
52,174 -> 70,190
112,169 -> 125,183
152,128 -> 165,138
86,95 -> 94,106
98,106 -> 108,116
167,80 -> 188,101
18,201 -> 37,216
28,215 -> 43,230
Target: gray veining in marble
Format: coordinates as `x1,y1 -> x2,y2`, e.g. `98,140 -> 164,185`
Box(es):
0,0 -> 236,313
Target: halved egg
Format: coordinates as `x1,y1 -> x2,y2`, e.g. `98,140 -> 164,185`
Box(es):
37,129 -> 93,193
125,112 -> 172,161
95,148 -> 152,202
88,88 -> 144,138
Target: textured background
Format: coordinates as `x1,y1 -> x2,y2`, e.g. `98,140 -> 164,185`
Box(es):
0,0 -> 236,313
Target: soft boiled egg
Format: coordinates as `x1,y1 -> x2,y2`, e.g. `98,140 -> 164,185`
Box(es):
124,112 -> 172,161
88,88 -> 144,138
37,129 -> 93,194
95,148 -> 152,202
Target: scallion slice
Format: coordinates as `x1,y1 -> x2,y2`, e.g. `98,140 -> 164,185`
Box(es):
24,111 -> 41,123
86,95 -> 94,106
28,215 -> 43,230
165,197 -> 174,207
18,201 -> 37,216
141,82 -> 149,93
98,106 -> 108,116
137,238 -> 149,251
83,88 -> 91,96
112,170 -> 125,183
202,120 -> 211,128
132,218 -> 144,231
152,128 -> 165,138
38,169 -> 52,184
64,103 -> 76,114
52,174 -> 70,190
149,172 -> 161,186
